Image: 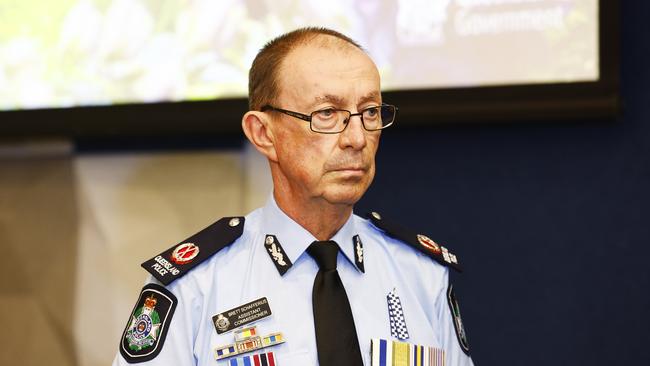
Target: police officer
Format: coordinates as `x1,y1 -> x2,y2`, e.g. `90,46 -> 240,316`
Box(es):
114,27 -> 474,366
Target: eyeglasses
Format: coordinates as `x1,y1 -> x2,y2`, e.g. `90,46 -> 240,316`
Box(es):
261,104 -> 397,134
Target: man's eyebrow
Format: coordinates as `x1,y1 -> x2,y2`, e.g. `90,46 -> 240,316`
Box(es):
312,92 -> 381,108
358,91 -> 381,105
313,94 -> 345,106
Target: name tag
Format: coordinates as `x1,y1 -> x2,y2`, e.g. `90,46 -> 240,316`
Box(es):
213,297 -> 272,334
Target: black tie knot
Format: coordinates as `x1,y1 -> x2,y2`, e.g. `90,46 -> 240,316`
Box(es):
307,241 -> 339,271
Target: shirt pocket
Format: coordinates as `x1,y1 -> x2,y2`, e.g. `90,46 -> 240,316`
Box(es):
273,349 -> 314,366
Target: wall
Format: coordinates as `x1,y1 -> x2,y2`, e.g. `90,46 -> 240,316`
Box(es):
357,2 -> 649,364
0,145 -> 272,366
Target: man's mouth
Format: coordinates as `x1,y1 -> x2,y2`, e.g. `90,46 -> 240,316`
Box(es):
329,166 -> 368,178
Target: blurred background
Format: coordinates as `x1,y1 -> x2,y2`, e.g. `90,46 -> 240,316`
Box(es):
1,0 -> 648,365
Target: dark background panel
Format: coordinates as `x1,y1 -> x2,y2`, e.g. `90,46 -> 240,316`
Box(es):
357,2 -> 649,365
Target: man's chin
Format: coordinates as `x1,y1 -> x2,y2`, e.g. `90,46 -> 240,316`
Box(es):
321,183 -> 369,206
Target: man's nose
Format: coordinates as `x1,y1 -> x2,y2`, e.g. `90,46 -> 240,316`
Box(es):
339,115 -> 368,150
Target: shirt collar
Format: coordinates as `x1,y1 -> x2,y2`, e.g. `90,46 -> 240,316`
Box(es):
259,195 -> 364,275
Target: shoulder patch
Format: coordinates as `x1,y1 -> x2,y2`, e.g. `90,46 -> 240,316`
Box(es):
119,283 -> 177,363
447,283 -> 470,355
366,211 -> 463,272
141,216 -> 244,285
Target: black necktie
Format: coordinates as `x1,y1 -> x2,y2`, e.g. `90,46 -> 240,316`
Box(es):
307,241 -> 364,366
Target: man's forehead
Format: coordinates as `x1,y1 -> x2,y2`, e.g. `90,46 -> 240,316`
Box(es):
282,34 -> 373,69
277,38 -> 380,106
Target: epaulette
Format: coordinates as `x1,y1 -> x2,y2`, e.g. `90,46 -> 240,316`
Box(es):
366,211 -> 463,272
141,216 -> 245,285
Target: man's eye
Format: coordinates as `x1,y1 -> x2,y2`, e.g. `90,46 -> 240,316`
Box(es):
315,109 -> 336,118
364,107 -> 379,118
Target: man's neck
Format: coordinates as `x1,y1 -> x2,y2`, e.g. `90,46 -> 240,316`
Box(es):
273,191 -> 352,241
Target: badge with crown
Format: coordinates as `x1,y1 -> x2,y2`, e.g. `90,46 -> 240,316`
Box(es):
120,284 -> 177,362
125,294 -> 162,351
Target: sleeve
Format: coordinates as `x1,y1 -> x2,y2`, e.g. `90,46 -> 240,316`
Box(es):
112,276 -> 200,366
436,270 -> 475,366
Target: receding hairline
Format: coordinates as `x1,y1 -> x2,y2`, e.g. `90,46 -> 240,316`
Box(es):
247,27 -> 368,111
280,32 -> 368,68
293,31 -> 364,51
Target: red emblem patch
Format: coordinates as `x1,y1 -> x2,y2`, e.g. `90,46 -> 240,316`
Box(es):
170,243 -> 200,265
417,234 -> 441,254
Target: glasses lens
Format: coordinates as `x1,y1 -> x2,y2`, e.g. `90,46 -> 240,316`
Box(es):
360,106 -> 381,130
311,108 -> 348,133
381,105 -> 396,127
362,105 -> 395,130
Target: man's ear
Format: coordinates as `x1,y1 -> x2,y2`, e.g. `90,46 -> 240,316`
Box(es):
242,111 -> 278,162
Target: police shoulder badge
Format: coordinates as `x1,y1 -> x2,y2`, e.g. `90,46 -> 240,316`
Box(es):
141,216 -> 245,285
366,211 -> 462,272
120,283 -> 177,363
447,283 -> 470,355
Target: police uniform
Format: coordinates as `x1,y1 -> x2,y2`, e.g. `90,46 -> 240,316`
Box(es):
113,196 -> 474,366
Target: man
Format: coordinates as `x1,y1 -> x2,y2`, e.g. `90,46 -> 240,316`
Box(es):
114,27 -> 473,366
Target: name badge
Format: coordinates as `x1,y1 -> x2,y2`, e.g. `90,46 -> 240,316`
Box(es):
213,297 -> 272,334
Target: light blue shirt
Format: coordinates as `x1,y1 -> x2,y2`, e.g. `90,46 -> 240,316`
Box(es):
114,196 -> 474,365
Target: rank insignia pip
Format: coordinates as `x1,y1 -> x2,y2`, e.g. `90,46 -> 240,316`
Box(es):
214,326 -> 284,361
447,284 -> 470,355
119,283 -> 177,363
353,235 -> 365,273
264,235 -> 293,276
387,289 -> 409,340
370,339 -> 445,366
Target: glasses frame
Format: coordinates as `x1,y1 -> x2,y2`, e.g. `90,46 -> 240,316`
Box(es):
260,103 -> 397,134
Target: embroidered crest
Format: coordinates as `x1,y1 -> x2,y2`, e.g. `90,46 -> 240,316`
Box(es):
370,338 -> 445,366
417,234 -> 441,254
170,242 -> 199,265
447,284 -> 470,355
353,235 -> 365,273
387,288 -> 409,340
264,235 -> 293,276
120,284 -> 177,363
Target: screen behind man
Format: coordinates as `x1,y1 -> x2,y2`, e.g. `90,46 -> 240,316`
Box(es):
114,27 -> 474,366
